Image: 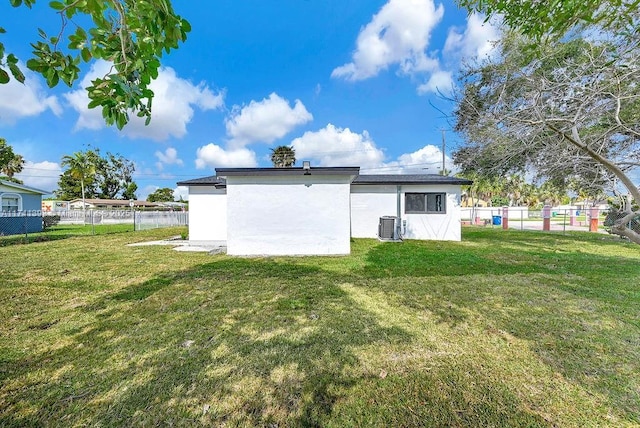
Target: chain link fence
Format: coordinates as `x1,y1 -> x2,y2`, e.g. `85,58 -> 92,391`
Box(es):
461,207 -> 603,233
603,210 -> 640,234
135,211 -> 189,231
0,210 -> 44,237
0,209 -> 188,245
462,206 -> 639,237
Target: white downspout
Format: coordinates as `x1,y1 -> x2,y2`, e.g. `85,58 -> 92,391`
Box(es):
396,185 -> 402,239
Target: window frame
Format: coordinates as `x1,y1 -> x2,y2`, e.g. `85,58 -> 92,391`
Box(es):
404,192 -> 446,214
1,193 -> 22,212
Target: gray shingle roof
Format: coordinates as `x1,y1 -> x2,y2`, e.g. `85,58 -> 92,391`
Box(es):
353,174 -> 473,185
177,173 -> 473,187
216,167 -> 360,177
176,175 -> 226,187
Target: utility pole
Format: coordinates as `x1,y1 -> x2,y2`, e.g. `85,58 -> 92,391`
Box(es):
441,129 -> 446,176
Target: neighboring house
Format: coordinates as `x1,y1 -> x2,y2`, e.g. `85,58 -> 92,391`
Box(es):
68,199 -> 159,210
573,200 -> 610,211
157,201 -> 188,211
42,200 -> 70,212
0,180 -> 49,235
178,167 -> 472,256
460,194 -> 489,208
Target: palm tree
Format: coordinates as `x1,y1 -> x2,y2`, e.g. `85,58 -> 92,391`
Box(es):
61,151 -> 96,218
270,145 -> 296,168
1,154 -> 24,178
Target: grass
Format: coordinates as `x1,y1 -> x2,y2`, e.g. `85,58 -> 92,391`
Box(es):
0,227 -> 639,427
0,224 -> 134,247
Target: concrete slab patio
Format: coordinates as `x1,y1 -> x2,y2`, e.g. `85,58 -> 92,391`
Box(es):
127,237 -> 227,253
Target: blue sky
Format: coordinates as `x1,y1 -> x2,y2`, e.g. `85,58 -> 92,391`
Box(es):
0,0 -> 500,199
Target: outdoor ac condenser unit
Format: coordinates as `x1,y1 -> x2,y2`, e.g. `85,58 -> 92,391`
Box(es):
378,216 -> 398,241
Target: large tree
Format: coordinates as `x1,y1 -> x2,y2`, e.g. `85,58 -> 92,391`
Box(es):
270,145 -> 296,168
0,137 -> 25,183
453,32 -> 640,243
93,150 -> 135,199
147,187 -> 174,202
457,0 -> 639,41
0,0 -> 190,129
57,148 -> 136,201
0,137 -> 16,170
60,150 -> 96,215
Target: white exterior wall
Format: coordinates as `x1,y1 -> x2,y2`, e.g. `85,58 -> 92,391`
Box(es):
188,186 -> 227,241
350,184 -> 464,241
226,175 -> 352,256
351,185 -> 398,238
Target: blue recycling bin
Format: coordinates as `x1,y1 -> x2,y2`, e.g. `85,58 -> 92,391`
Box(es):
492,215 -> 501,226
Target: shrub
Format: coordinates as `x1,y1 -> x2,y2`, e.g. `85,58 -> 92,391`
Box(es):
43,215 -> 61,230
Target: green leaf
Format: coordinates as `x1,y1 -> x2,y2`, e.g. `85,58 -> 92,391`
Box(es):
180,19 -> 191,33
0,27 -> 6,34
26,58 -> 45,73
46,70 -> 59,88
0,69 -> 9,84
8,62 -> 25,83
49,1 -> 65,10
7,53 -> 19,64
9,0 -> 23,7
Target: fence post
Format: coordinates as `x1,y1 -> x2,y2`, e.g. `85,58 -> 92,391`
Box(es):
589,207 -> 599,232
543,205 -> 551,231
502,206 -> 509,230
129,199 -> 135,232
569,208 -> 576,226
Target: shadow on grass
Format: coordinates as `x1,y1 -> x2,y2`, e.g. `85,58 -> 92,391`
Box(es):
357,232 -> 640,423
0,256 -> 554,427
0,232 -> 76,247
363,229 -> 639,285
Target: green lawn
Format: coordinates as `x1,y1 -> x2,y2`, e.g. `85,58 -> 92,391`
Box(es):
1,228 -> 639,427
0,223 -> 134,247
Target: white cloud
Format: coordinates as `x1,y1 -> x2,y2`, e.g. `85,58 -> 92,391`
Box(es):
174,186 -> 189,201
15,160 -> 62,192
332,0 -> 444,81
225,93 -> 312,147
291,124 -> 385,168
444,13 -> 500,60
417,70 -> 453,95
379,144 -> 452,174
65,60 -> 224,140
195,143 -> 258,169
0,67 -> 62,125
139,184 -> 159,201
155,147 -> 184,170
290,125 -> 452,175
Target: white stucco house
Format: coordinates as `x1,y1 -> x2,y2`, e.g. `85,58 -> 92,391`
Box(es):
177,167 -> 472,256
